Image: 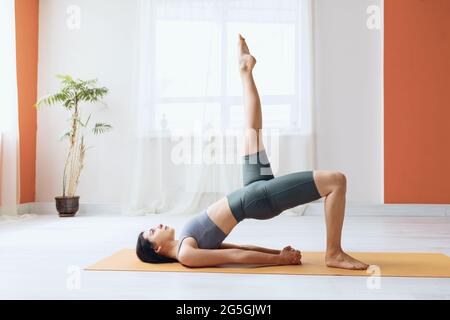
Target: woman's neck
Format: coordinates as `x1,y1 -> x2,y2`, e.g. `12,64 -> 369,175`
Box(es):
163,240 -> 181,260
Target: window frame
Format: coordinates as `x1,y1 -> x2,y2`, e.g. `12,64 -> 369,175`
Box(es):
147,0 -> 308,134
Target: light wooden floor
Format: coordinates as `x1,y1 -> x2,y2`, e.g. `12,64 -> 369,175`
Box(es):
0,214 -> 449,299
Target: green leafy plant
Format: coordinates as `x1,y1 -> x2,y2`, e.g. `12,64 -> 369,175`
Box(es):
35,75 -> 112,197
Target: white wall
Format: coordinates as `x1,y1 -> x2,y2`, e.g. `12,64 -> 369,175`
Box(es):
36,0 -> 383,205
313,0 -> 383,203
36,0 -> 139,203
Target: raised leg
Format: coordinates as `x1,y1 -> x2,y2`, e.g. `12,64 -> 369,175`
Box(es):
238,34 -> 264,156
313,170 -> 369,270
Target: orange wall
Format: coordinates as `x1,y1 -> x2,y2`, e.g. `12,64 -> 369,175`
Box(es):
15,0 -> 39,204
385,0 -> 450,203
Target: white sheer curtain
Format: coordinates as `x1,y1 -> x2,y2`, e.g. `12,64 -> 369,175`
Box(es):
0,0 -> 20,219
122,0 -> 315,216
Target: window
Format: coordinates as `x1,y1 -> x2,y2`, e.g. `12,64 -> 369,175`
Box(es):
144,0 -> 311,133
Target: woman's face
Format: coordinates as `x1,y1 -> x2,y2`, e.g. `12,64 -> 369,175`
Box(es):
143,224 -> 175,246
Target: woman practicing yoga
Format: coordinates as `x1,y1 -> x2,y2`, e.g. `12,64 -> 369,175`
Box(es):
136,34 -> 369,270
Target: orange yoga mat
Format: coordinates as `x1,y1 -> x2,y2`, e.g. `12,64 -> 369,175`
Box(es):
85,249 -> 450,278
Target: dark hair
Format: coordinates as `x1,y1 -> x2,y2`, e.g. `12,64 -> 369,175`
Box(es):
136,232 -> 178,264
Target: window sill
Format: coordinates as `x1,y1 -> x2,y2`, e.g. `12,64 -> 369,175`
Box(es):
142,128 -> 311,138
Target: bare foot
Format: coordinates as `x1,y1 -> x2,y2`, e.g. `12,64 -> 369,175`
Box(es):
238,34 -> 256,73
325,251 -> 369,270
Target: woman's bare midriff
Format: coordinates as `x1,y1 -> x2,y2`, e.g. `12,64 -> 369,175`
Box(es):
206,197 -> 238,235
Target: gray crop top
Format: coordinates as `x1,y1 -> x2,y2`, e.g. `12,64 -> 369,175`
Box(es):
177,210 -> 227,257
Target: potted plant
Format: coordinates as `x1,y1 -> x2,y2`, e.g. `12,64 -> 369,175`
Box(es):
35,75 -> 112,217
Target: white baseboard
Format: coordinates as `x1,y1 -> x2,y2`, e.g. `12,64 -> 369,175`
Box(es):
17,201 -> 450,217
18,202 -> 123,216
305,202 -> 450,217
17,203 -> 34,215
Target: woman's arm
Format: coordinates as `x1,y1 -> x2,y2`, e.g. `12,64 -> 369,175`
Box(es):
220,242 -> 281,255
178,246 -> 301,268
178,247 -> 280,268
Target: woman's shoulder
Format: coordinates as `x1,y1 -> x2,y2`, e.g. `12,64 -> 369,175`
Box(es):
180,237 -> 198,248
177,236 -> 198,260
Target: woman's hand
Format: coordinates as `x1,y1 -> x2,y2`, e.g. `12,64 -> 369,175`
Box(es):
277,246 -> 302,265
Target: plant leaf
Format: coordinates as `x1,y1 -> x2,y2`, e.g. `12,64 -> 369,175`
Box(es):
84,114 -> 92,127
75,117 -> 88,128
59,130 -> 72,141
92,123 -> 112,135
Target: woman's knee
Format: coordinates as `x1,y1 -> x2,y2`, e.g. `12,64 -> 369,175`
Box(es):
313,170 -> 346,197
331,171 -> 346,187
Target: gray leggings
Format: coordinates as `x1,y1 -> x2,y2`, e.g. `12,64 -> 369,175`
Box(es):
226,149 -> 322,222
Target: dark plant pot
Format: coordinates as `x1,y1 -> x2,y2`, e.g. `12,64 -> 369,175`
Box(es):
55,196 -> 80,217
